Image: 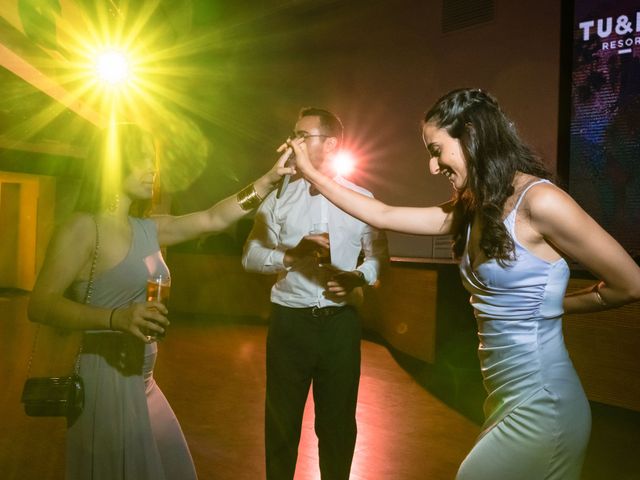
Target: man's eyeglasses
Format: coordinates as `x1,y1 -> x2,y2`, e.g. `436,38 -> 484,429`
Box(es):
292,131 -> 330,140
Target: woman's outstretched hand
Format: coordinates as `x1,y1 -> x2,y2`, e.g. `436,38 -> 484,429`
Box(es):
267,142 -> 298,186
284,137 -> 314,178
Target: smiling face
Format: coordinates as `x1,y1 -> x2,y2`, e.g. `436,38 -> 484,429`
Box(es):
422,121 -> 468,191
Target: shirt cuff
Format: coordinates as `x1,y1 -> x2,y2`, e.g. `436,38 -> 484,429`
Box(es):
270,248 -> 288,271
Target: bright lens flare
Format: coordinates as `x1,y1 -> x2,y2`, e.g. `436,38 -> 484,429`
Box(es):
95,50 -> 130,85
332,151 -> 356,177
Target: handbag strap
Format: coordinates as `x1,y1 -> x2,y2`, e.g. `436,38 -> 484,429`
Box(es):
72,216 -> 100,373
26,215 -> 100,377
83,216 -> 100,304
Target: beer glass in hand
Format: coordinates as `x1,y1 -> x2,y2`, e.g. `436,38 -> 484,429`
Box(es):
145,274 -> 171,340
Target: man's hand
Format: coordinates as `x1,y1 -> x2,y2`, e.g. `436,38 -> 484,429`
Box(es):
325,270 -> 366,297
284,234 -> 330,268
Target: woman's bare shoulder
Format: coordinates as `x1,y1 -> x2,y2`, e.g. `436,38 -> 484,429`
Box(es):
522,180 -> 583,226
51,212 -> 96,249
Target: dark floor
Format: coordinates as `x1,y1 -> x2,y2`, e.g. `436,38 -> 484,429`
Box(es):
1,290 -> 639,479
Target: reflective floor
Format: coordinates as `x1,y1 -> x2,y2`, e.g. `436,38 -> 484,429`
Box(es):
1,290 -> 639,479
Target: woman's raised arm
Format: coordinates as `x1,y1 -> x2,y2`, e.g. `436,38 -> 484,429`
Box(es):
154,147 -> 295,246
290,138 -> 454,236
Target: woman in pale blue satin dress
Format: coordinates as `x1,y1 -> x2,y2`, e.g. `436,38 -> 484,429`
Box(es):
28,123 -> 294,479
289,88 -> 640,479
455,178 -> 591,479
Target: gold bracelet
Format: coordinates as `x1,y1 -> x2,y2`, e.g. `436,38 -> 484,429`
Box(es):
236,183 -> 263,211
593,284 -> 607,307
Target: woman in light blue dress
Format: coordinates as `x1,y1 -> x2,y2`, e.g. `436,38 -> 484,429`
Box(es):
289,88 -> 640,479
28,123 -> 294,479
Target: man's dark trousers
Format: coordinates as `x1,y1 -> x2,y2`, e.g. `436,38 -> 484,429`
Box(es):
265,303 -> 361,480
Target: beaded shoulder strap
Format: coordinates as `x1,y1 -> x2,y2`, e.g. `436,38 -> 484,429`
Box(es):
26,215 -> 100,377
83,216 -> 100,304
71,216 -> 100,373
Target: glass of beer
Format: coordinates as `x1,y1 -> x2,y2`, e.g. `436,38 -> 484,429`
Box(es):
310,222 -> 331,267
146,274 -> 171,340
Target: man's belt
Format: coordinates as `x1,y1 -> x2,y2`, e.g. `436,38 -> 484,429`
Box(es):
283,305 -> 350,318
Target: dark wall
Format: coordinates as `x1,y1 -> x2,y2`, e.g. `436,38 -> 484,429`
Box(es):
169,0 -> 564,257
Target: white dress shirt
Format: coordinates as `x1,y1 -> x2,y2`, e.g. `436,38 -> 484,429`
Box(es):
242,176 -> 388,308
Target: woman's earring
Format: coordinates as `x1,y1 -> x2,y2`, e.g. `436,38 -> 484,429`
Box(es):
107,193 -> 120,213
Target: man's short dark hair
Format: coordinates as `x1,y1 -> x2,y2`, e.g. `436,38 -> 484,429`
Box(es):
299,107 -> 343,145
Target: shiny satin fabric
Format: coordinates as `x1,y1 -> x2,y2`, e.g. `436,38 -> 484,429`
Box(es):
457,180 -> 591,480
66,218 -> 196,480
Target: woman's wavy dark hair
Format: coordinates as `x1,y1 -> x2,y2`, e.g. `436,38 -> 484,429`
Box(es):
424,88 -> 551,264
75,123 -> 155,217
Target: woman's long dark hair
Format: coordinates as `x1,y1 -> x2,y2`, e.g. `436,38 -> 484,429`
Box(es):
75,123 -> 155,217
424,88 -> 551,263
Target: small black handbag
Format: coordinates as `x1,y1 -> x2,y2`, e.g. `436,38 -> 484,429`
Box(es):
21,217 -> 99,425
21,375 -> 84,419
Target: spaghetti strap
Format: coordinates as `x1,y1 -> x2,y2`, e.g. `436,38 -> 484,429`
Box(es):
505,179 -> 551,238
512,179 -> 551,215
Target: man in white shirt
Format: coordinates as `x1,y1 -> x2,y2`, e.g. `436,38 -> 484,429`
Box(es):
242,107 -> 388,480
